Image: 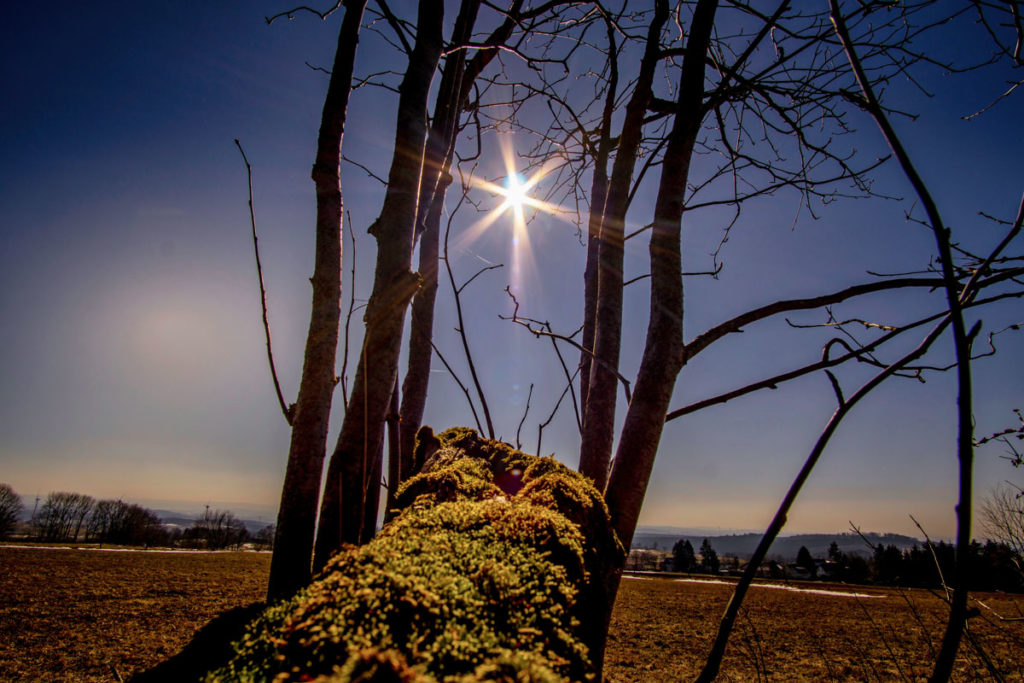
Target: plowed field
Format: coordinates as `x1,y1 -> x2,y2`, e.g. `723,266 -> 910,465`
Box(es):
2,546 -> 1022,681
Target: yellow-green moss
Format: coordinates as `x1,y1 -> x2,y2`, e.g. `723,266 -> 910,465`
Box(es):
207,429 -> 619,683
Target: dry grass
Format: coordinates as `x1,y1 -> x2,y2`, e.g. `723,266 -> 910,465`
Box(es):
2,546 -> 1024,681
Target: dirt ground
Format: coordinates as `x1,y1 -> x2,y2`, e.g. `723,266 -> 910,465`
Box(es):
606,575 -> 1024,682
2,546 -> 1023,681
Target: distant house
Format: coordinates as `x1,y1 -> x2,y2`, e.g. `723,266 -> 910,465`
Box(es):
786,563 -> 815,580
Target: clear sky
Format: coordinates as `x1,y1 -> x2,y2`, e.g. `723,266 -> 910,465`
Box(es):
2,2 -> 1021,538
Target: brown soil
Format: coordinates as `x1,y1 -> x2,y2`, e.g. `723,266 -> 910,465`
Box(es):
0,546 -> 268,682
606,575 -> 1024,681
2,546 -> 1023,681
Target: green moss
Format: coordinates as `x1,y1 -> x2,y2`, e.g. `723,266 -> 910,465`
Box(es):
208,429 -> 619,683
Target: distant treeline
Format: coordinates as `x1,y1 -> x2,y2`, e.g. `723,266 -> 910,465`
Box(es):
0,483 -> 273,550
628,536 -> 1023,593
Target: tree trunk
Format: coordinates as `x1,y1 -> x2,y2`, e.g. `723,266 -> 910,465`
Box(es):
579,16 -> 619,424
396,0 -> 480,470
398,179 -> 446,469
266,0 -> 367,602
606,0 -> 717,555
314,0 -> 444,568
398,0 -> 527,470
579,2 -> 670,491
599,0 -> 718,666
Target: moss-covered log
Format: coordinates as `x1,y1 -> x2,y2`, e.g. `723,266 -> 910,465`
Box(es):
206,428 -> 622,683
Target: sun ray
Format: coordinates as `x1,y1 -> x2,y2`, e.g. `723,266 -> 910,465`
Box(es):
452,136 -> 577,299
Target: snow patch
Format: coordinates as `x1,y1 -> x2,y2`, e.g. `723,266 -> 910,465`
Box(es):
675,578 -> 885,599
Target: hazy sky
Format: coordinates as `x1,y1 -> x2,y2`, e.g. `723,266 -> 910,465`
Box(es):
2,2 -> 1021,537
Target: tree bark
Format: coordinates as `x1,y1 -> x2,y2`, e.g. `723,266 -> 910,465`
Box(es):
314,0 -> 444,569
397,0 -> 527,468
266,0 -> 367,602
579,15 -> 618,423
397,0 -> 482,471
579,1 -> 670,491
399,179 -> 447,471
605,0 -> 717,554
597,0 -> 718,667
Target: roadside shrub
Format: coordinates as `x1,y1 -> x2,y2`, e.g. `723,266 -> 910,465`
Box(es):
207,429 -> 619,682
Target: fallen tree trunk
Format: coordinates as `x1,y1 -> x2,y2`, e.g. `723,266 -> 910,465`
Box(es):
206,428 -> 622,682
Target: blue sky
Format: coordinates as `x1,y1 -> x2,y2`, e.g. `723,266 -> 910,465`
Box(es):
2,1 -> 1021,537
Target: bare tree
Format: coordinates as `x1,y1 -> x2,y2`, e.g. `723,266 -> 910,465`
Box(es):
32,492 -> 94,542
187,508 -> 248,550
87,499 -> 166,547
491,1 -> 1023,674
246,0 -> 1024,676
981,485 -> 1024,568
0,483 -> 23,540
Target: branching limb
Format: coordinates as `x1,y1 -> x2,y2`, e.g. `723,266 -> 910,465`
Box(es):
668,275 -> 1024,422
694,313 -> 952,683
500,285 -> 633,404
266,1 -> 343,24
684,276 -> 949,363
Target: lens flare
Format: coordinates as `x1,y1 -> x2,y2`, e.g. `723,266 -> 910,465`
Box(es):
456,137 -> 572,296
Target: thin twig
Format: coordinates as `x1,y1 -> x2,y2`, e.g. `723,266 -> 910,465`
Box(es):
266,1 -> 343,24
516,383 -> 533,450
429,339 -> 484,434
235,139 -> 293,425
341,212 -> 361,411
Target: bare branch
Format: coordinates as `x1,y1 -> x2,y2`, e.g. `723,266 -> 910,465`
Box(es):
515,383 -> 533,450
500,285 -> 633,404
235,139 -> 294,425
266,1 -> 343,24
696,312 -> 953,683
341,212 -> 362,411
429,339 -> 484,435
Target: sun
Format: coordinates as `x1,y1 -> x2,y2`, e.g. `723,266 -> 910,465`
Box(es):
453,136 -> 571,258
501,173 -> 530,215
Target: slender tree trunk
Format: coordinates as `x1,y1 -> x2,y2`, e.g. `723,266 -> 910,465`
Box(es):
266,0 -> 367,602
396,0 -> 480,468
579,2 -> 670,491
399,178 -> 447,467
606,0 -> 716,555
398,0 -> 528,467
314,0 -> 444,569
385,376 -> 402,517
597,0 -> 718,668
579,16 -> 619,420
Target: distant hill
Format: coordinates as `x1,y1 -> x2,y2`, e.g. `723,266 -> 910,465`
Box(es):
155,510 -> 272,535
632,528 -> 923,560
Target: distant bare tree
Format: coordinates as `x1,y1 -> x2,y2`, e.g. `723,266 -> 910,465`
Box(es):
981,486 -> 1024,570
187,508 -> 248,550
32,492 -> 94,542
87,499 -> 166,547
0,483 -> 23,540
